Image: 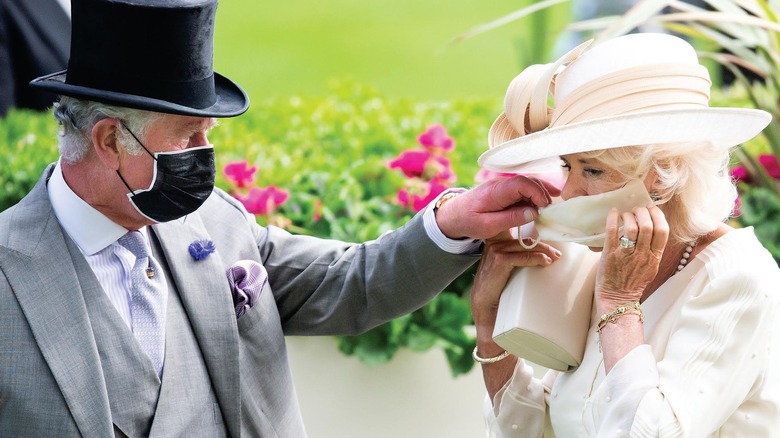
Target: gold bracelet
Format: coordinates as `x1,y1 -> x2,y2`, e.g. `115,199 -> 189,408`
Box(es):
596,302 -> 643,333
433,190 -> 464,215
472,346 -> 511,364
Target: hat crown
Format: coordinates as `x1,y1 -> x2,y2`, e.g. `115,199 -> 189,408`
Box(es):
66,0 -> 217,109
30,0 -> 249,117
554,33 -> 704,105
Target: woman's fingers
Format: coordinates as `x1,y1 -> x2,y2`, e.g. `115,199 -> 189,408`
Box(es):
489,238 -> 561,261
597,204 -> 671,306
617,205 -> 669,254
620,210 -> 639,244
603,208 -> 621,253
647,204 -> 669,254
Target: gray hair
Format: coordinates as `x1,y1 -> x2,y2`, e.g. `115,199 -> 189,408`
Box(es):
581,142 -> 737,244
53,96 -> 161,164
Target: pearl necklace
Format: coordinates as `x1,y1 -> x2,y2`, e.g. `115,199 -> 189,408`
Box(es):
675,241 -> 697,274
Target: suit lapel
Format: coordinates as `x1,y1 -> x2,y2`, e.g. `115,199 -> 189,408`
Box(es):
152,215 -> 241,437
0,174 -> 113,437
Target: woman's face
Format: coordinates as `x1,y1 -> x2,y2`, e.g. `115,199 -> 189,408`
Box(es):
559,153 -> 627,200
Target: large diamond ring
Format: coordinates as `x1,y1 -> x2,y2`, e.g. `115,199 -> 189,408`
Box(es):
619,236 -> 637,249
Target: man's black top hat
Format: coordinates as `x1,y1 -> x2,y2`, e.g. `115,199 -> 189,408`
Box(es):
30,0 -> 249,117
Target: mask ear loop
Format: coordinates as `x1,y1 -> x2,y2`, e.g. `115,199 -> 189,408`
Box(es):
515,223 -> 540,249
116,170 -> 135,193
116,121 -> 154,195
120,121 -> 156,159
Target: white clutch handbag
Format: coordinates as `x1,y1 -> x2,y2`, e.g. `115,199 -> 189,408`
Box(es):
492,242 -> 600,371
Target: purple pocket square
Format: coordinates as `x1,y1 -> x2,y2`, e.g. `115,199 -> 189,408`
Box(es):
226,260 -> 268,319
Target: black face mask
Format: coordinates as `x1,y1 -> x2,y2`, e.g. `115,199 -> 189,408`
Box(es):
117,124 -> 215,223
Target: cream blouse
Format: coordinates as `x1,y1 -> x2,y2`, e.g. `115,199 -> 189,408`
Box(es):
484,227 -> 780,437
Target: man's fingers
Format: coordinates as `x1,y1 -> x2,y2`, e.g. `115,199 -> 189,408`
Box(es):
486,175 -> 553,211
536,177 -> 562,198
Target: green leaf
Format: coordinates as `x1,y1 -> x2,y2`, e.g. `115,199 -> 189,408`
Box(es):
449,0 -> 570,44
593,0 -> 671,42
737,186 -> 780,265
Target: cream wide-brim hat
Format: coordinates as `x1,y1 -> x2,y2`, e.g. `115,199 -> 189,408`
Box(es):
478,33 -> 772,174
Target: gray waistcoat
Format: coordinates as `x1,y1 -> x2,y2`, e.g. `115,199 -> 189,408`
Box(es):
80,240 -> 228,437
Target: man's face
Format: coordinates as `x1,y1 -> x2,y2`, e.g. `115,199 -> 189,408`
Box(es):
114,114 -> 218,225
118,114 -> 217,192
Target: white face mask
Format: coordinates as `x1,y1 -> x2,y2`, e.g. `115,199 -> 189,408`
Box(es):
517,179 -> 653,248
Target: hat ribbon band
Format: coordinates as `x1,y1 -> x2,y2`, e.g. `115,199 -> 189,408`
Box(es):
499,39 -> 594,141
527,39 -> 594,132
550,64 -> 711,127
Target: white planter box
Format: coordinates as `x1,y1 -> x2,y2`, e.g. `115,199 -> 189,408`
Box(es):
287,336 -> 488,438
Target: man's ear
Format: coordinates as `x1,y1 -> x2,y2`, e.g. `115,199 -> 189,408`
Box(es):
91,118 -> 123,170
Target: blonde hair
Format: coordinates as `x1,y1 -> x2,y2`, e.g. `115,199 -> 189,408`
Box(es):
580,142 -> 736,243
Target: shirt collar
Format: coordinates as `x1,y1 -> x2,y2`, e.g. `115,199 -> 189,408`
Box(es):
48,159 -> 133,255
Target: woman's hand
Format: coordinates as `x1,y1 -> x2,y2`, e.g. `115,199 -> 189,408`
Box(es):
596,204 -> 669,373
471,233 -> 562,398
596,205 -> 669,312
471,235 -> 562,329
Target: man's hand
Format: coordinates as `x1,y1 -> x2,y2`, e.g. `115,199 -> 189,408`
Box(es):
435,175 -> 560,240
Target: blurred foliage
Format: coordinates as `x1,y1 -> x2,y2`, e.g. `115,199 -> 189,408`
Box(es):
0,110 -> 60,212
0,81 -> 497,376
739,186 -> 780,258
214,0 -> 569,101
449,0 -> 572,67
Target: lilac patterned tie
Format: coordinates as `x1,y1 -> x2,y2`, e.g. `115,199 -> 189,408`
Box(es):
118,230 -> 167,377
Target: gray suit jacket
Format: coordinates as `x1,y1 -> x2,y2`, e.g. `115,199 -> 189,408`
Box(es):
0,166 -> 478,437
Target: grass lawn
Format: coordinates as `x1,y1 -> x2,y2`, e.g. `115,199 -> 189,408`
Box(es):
214,0 -> 571,103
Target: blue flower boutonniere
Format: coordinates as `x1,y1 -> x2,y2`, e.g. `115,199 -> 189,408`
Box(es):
188,239 -> 216,261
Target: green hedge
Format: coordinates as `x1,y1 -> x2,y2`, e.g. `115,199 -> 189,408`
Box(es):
0,109 -> 61,210
0,81 -> 499,376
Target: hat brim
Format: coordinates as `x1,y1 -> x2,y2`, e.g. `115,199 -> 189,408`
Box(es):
30,70 -> 249,118
479,108 -> 772,173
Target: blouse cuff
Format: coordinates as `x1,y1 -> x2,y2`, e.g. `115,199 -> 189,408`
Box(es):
588,344 -> 659,434
486,359 -> 547,437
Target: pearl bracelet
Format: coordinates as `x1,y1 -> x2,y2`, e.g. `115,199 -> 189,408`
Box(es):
472,346 -> 511,364
596,302 -> 643,333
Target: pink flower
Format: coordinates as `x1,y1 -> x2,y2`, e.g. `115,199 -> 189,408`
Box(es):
758,154 -> 780,179
224,161 -> 257,188
731,165 -> 751,183
388,150 -> 454,181
733,194 -> 742,217
312,199 -> 323,221
389,150 -> 430,178
730,154 -> 780,184
397,179 -> 450,212
428,155 -> 455,182
417,124 -> 455,152
234,186 -> 289,216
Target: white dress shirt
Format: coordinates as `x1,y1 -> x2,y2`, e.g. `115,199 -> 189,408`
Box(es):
47,160 -> 159,327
